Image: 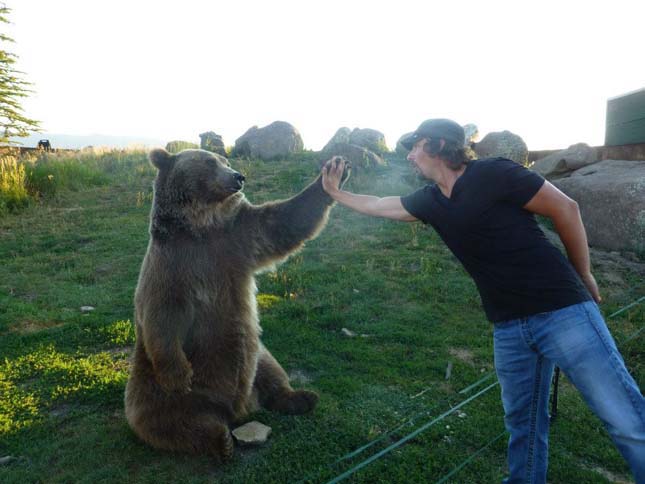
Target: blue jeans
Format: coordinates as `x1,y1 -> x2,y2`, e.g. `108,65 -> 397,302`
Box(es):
493,301 -> 645,484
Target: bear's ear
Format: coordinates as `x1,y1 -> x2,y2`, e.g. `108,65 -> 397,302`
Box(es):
149,148 -> 176,171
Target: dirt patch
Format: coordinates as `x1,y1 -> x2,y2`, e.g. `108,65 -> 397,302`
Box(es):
448,347 -> 475,365
580,463 -> 634,484
49,404 -> 75,418
10,320 -> 64,334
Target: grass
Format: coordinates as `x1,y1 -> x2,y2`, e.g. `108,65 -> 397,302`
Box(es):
0,155 -> 31,214
0,151 -> 643,483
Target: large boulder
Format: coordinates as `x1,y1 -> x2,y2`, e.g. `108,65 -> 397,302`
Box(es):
553,160 -> 645,252
199,131 -> 226,156
233,121 -> 304,160
474,130 -> 528,165
322,127 -> 351,153
531,143 -> 599,179
320,142 -> 386,170
349,128 -> 388,154
395,131 -> 414,157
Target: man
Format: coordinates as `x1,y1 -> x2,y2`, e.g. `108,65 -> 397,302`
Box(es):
321,118 -> 645,484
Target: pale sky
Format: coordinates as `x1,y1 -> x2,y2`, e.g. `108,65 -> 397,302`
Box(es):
6,0 -> 645,150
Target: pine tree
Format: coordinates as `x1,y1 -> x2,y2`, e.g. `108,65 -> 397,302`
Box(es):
0,4 -> 39,145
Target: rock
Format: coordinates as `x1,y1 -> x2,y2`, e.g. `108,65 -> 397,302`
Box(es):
349,128 -> 388,154
0,456 -> 16,466
553,160 -> 645,252
232,421 -> 272,445
540,225 -> 645,300
233,121 -> 304,160
341,328 -> 357,337
474,130 -> 528,165
199,131 -> 226,156
395,131 -> 414,156
80,306 -> 95,313
320,143 -> 386,170
531,143 -> 599,179
321,127 -> 351,153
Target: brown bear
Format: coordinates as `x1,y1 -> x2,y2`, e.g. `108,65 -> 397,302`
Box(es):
124,148 -> 348,460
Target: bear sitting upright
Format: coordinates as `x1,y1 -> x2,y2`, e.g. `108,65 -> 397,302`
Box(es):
125,148 -> 349,460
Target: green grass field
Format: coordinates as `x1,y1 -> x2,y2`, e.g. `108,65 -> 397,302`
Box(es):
0,151 -> 643,483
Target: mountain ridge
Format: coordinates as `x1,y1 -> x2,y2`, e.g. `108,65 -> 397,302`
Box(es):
8,133 -> 171,150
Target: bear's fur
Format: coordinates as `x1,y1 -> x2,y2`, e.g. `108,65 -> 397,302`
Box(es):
124,148 -> 348,460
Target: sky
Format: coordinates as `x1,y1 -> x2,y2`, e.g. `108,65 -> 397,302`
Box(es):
5,0 -> 645,151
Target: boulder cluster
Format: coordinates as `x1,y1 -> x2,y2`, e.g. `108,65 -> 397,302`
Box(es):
163,121 -> 643,254
531,144 -> 644,254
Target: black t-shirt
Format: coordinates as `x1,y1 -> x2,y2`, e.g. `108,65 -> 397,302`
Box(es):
400,157 -> 591,323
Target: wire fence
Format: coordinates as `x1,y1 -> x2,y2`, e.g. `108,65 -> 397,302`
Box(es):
294,294 -> 645,484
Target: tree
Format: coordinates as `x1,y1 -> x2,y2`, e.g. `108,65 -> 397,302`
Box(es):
0,4 -> 39,145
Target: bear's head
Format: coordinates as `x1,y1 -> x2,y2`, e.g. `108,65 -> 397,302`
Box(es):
148,148 -> 246,238
150,148 -> 245,204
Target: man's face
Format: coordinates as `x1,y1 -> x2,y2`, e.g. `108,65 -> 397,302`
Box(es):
407,139 -> 433,176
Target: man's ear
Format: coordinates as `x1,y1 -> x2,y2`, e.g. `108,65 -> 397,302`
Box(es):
149,148 -> 176,170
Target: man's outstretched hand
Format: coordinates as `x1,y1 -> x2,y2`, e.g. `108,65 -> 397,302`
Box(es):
322,156 -> 350,196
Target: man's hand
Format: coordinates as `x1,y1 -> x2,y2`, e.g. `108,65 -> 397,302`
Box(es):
580,271 -> 602,303
322,156 -> 348,196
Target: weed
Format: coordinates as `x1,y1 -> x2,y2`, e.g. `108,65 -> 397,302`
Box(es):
0,155 -> 31,214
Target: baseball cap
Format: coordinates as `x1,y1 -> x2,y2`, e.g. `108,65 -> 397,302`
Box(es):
400,118 -> 465,150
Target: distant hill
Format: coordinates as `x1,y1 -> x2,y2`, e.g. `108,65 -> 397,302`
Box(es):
8,133 -> 168,150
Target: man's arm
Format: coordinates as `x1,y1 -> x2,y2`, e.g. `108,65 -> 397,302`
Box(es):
523,180 -> 601,302
321,158 -> 417,222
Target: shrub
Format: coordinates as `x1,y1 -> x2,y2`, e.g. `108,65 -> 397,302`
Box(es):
165,140 -> 198,153
25,156 -> 108,197
0,155 -> 32,214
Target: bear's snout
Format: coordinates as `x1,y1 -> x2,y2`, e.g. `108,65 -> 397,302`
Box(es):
233,172 -> 246,190
228,172 -> 245,192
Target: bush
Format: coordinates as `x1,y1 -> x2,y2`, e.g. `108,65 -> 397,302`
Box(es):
25,157 -> 109,197
165,140 -> 198,153
0,155 -> 32,214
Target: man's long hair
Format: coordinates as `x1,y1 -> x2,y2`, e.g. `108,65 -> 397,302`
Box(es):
423,139 -> 475,171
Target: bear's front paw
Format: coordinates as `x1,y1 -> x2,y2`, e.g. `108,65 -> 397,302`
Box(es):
329,156 -> 351,188
338,158 -> 351,187
155,364 -> 193,394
